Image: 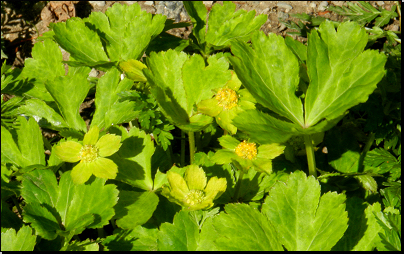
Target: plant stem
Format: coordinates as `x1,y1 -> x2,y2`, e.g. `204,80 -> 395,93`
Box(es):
358,132 -> 375,172
11,196 -> 22,216
181,131 -> 186,166
304,134 -> 317,177
188,131 -> 195,164
233,170 -> 245,202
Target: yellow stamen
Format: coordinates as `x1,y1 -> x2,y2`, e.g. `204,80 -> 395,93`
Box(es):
79,145 -> 99,163
184,190 -> 205,206
235,141 -> 257,160
216,88 -> 238,110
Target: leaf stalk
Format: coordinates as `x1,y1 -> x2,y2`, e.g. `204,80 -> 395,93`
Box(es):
304,134 -> 317,177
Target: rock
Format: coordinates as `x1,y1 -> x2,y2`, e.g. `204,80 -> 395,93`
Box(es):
277,2 -> 293,12
376,1 -> 385,6
309,3 -> 317,9
88,1 -> 105,7
144,1 -> 154,6
332,1 -> 345,7
318,1 -> 328,11
277,11 -> 289,20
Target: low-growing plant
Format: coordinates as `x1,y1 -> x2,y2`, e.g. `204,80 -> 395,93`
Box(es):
1,1 -> 401,251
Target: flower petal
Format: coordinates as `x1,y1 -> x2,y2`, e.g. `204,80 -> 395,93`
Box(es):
95,134 -> 122,157
211,149 -> 236,165
83,126 -> 99,145
71,162 -> 93,184
53,141 -> 82,163
184,165 -> 207,191
91,157 -> 118,179
197,98 -> 222,117
204,177 -> 227,201
166,171 -> 189,198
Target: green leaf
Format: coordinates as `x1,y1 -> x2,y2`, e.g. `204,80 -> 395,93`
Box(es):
103,226 -> 158,251
119,59 -> 147,82
332,197 -> 383,251
1,225 -> 36,251
21,169 -> 118,240
45,75 -> 90,133
112,126 -> 155,191
144,50 -> 231,132
16,116 -> 45,166
157,211 -> 200,251
198,203 -> 282,250
183,1 -> 207,45
363,148 -> 399,174
20,39 -> 65,83
53,17 -> 109,67
262,170 -> 348,250
284,36 -> 307,62
17,99 -> 68,131
85,3 -> 166,62
374,5 -> 398,27
229,31 -> 304,126
304,21 -> 387,127
1,125 -> 29,167
205,1 -> 267,47
91,68 -> 136,130
114,191 -> 159,229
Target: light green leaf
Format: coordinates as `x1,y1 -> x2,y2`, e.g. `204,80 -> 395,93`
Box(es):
1,125 -> 29,167
158,211 -> 200,251
119,59 -> 147,82
183,2 -> 207,45
103,226 -> 158,251
91,68 -> 135,130
262,171 -> 348,251
21,169 -> 119,240
45,75 -> 90,133
198,203 -> 282,250
15,116 -> 43,166
114,191 -> 159,229
332,198 -> 383,251
144,50 -> 230,132
17,99 -> 68,131
85,3 -> 166,62
205,1 -> 267,47
1,225 -> 36,251
20,39 -> 65,82
53,17 -> 109,66
229,31 -> 304,126
64,238 -> 99,251
112,126 -> 155,191
304,21 -> 387,127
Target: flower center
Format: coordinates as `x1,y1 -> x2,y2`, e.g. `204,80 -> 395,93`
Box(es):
184,190 -> 205,206
216,88 -> 238,110
235,140 -> 257,160
79,145 -> 99,163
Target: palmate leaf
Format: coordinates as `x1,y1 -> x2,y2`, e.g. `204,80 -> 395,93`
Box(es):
143,50 -> 231,132
1,225 -> 36,251
157,211 -> 200,251
103,226 -> 158,251
304,21 -> 387,127
229,30 -> 304,126
21,169 -> 118,240
197,203 -> 282,251
91,68 -> 138,130
110,126 -> 155,191
52,17 -> 109,67
230,20 -> 386,143
45,74 -> 89,133
1,116 -> 45,168
205,1 -> 267,47
262,171 -> 348,251
85,2 -> 166,62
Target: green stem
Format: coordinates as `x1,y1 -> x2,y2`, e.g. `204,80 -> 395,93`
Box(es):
233,170 -> 245,202
181,131 -> 186,166
304,134 -> 317,177
11,196 -> 22,216
188,131 -> 195,164
358,132 -> 375,172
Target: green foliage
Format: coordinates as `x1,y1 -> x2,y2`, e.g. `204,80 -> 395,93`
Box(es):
0,1 -> 400,251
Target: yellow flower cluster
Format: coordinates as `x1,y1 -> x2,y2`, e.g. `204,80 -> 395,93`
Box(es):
235,140 -> 257,160
216,88 -> 239,110
79,145 -> 99,163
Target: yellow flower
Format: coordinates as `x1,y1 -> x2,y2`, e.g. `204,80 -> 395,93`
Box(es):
235,140 -> 257,160
53,126 -> 122,184
216,88 -> 239,110
161,165 -> 227,211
